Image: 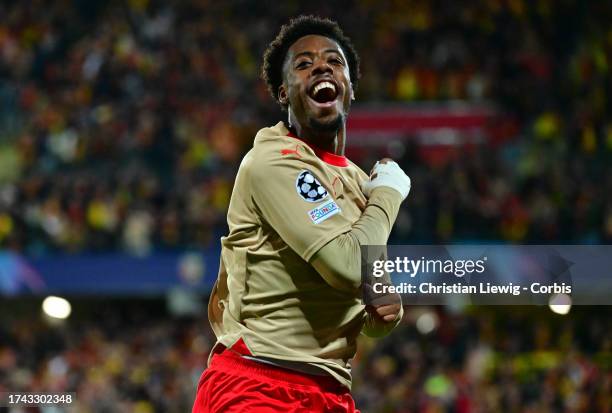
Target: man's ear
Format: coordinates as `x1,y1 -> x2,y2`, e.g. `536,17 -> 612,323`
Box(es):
278,84 -> 288,106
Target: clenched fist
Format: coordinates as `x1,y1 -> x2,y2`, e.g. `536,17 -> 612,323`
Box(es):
361,158 -> 411,200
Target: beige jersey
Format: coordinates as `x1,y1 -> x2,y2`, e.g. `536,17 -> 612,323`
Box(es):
208,121 -> 374,388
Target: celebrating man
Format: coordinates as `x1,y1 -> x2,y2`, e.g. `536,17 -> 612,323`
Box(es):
193,15 -> 411,413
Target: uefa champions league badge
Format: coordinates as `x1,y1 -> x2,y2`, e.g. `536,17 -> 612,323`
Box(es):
296,170 -> 329,202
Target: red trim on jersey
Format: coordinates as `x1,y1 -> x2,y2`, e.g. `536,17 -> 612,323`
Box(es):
287,131 -> 349,167
230,338 -> 252,356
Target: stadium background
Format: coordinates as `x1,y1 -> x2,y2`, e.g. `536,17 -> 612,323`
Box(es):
0,0 -> 610,412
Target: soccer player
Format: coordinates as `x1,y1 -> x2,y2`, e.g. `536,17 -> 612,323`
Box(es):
192,15 -> 411,413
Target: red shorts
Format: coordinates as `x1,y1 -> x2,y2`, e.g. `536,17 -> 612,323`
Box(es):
192,349 -> 360,413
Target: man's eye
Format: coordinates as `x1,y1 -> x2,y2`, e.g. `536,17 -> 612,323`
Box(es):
296,61 -> 311,69
330,58 -> 344,65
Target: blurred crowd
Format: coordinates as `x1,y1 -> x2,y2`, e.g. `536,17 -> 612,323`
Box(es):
354,308 -> 611,412
0,0 -> 611,253
0,301 -> 208,412
0,303 -> 609,412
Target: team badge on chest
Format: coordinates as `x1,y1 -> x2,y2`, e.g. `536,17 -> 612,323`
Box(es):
296,170 -> 328,202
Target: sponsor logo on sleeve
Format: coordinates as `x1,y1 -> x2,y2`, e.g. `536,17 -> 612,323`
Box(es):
308,199 -> 341,224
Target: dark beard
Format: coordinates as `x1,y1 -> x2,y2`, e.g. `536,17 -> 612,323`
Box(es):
308,113 -> 344,134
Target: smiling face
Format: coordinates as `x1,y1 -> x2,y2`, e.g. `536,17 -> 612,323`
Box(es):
279,35 -> 354,138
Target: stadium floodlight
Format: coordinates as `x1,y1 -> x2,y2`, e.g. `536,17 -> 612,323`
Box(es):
416,310 -> 438,334
548,293 -> 572,315
42,296 -> 72,319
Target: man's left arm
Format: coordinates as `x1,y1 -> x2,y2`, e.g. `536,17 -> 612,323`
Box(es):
362,294 -> 403,338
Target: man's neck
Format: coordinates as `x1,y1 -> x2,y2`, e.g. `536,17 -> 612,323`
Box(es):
290,124 -> 346,156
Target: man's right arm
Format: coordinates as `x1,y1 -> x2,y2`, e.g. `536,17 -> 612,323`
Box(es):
249,155 -> 410,292
310,186 -> 402,292
310,160 -> 410,338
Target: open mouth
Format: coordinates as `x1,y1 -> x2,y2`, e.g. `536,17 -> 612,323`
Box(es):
308,81 -> 339,106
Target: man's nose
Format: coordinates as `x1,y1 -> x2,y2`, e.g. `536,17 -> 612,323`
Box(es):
311,59 -> 333,75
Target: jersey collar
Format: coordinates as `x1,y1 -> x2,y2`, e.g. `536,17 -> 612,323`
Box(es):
286,131 -> 349,167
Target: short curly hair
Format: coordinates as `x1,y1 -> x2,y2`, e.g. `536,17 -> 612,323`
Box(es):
261,15 -> 361,110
